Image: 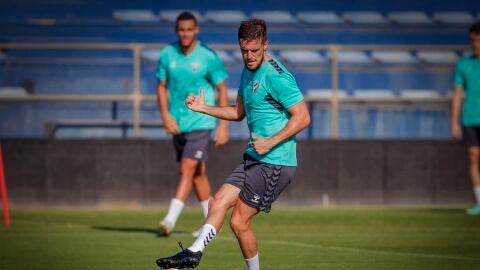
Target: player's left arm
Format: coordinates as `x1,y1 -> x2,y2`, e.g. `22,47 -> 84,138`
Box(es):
251,100 -> 310,155
214,81 -> 229,146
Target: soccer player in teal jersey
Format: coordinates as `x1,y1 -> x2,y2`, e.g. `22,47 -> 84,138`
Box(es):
452,21 -> 480,216
156,19 -> 310,270
156,12 -> 229,236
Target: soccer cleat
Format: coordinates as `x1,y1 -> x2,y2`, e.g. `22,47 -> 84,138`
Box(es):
466,205 -> 480,216
158,220 -> 174,236
156,242 -> 203,269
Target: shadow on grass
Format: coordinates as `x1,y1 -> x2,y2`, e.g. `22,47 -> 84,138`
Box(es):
91,226 -> 190,237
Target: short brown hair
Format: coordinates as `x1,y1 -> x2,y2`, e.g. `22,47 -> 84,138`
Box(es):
176,11 -> 197,29
238,18 -> 267,42
470,21 -> 480,35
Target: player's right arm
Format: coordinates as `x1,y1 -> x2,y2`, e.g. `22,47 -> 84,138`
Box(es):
185,89 -> 245,121
157,79 -> 180,134
451,85 -> 463,140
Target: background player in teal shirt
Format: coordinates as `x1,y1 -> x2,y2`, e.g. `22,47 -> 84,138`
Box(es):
451,21 -> 480,215
156,12 -> 229,236
157,19 -> 310,270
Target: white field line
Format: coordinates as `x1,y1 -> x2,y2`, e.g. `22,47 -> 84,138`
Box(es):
216,236 -> 480,262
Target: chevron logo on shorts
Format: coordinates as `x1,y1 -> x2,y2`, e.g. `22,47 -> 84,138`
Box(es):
251,194 -> 261,204
195,151 -> 203,159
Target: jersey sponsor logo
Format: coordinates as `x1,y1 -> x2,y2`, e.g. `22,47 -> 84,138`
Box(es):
253,80 -> 260,92
195,150 -> 203,159
191,62 -> 200,72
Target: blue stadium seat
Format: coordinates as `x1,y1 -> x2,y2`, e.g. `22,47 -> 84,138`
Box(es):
342,11 -> 388,25
279,50 -> 326,65
250,11 -> 298,24
159,10 -> 205,23
214,50 -> 236,64
112,10 -> 158,22
204,10 -> 247,23
432,12 -> 475,25
141,49 -> 160,62
416,50 -> 458,64
352,89 -> 397,101
0,87 -> 27,96
387,11 -> 433,25
305,89 -> 349,102
55,127 -> 124,139
329,51 -> 372,64
371,51 -> 417,64
296,11 -> 344,24
399,89 -> 443,101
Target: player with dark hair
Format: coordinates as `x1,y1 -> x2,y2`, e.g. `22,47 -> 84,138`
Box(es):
451,21 -> 480,215
156,18 -> 310,269
156,11 -> 229,236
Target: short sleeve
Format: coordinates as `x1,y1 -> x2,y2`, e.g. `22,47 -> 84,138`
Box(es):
155,48 -> 168,81
267,73 -> 304,109
207,52 -> 228,86
453,60 -> 464,87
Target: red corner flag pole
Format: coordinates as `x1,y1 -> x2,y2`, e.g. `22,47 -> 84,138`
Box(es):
0,144 -> 10,226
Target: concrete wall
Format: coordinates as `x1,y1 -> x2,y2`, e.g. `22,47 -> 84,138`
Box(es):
0,139 -> 473,207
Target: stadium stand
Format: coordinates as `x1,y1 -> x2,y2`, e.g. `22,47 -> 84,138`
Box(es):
0,0 -> 479,138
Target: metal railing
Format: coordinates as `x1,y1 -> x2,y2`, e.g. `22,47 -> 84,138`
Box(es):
0,43 -> 466,138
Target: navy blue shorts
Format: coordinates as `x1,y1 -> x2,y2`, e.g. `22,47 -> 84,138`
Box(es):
462,126 -> 480,147
172,130 -> 211,162
225,154 -> 295,213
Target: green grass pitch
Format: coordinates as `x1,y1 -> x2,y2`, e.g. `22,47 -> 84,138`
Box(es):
1,206 -> 480,270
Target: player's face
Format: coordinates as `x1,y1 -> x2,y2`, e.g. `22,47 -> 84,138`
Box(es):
470,32 -> 480,58
239,38 -> 268,70
176,19 -> 199,48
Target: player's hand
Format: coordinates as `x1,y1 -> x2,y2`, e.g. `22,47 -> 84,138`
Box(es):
249,133 -> 274,155
214,123 -> 229,146
162,114 -> 180,135
451,123 -> 462,140
185,88 -> 206,113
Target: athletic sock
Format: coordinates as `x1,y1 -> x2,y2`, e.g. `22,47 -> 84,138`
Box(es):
188,224 -> 217,252
474,186 -> 480,205
164,198 -> 185,226
245,253 -> 259,270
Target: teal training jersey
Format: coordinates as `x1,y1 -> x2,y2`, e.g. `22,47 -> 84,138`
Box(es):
238,58 -> 304,166
156,41 -> 228,132
454,56 -> 480,126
